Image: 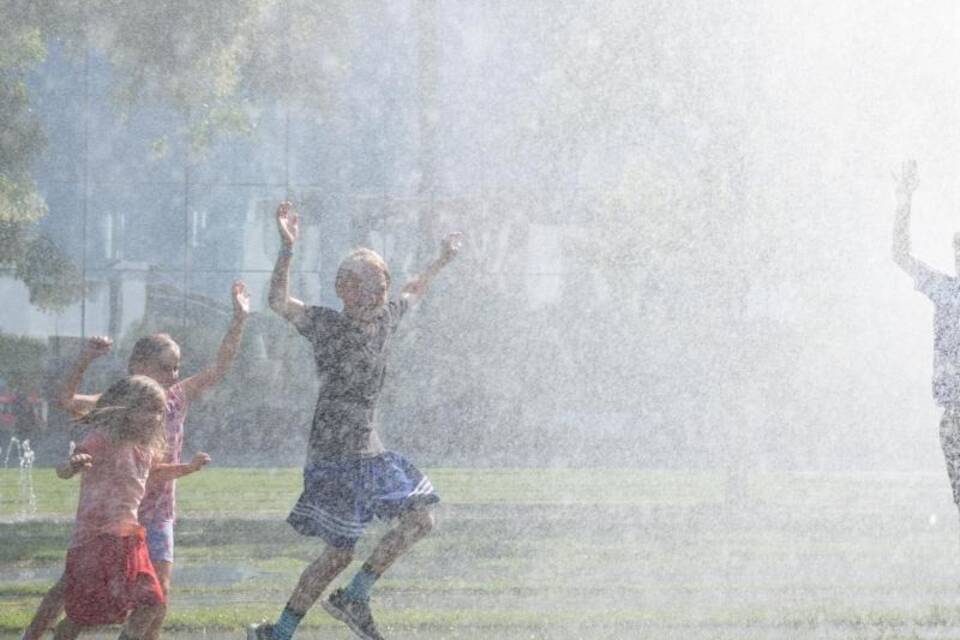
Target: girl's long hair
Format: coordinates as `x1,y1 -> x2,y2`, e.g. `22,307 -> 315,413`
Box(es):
75,375 -> 167,457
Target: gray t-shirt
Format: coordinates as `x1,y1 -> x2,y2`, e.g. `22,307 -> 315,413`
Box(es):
914,262 -> 960,406
294,298 -> 409,462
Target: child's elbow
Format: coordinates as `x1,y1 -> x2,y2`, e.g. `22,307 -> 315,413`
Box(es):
267,297 -> 285,315
891,250 -> 911,270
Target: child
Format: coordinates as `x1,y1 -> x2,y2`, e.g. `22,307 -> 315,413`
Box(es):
892,160 -> 960,527
22,281 -> 248,640
51,375 -> 190,639
248,202 -> 461,640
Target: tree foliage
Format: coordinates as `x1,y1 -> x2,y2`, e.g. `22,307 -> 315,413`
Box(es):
13,232 -> 84,310
0,0 -> 369,309
0,11 -> 47,225
0,332 -> 48,392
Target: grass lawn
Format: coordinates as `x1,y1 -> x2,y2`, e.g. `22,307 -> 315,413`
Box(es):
3,468 -> 960,639
0,467 -> 726,520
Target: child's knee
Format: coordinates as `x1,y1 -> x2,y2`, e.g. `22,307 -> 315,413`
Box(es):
406,508 -> 435,537
139,602 -> 166,624
51,574 -> 68,595
335,549 -> 354,569
325,545 -> 355,571
52,618 -> 81,640
421,510 -> 436,534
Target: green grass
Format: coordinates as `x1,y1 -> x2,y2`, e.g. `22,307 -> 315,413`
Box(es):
0,467 -> 727,520
2,468 -> 960,638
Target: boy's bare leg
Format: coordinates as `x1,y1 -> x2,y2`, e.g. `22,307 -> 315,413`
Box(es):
363,508 -> 434,575
319,510 -> 434,638
142,561 -> 172,640
286,545 -> 354,612
51,618 -> 82,640
247,546 -> 352,639
23,575 -> 66,640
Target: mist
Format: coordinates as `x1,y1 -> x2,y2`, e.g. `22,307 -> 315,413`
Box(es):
4,1 -> 960,638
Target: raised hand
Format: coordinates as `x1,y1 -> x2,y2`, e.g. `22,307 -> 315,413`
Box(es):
276,201 -> 299,247
440,232 -> 464,263
232,280 -> 250,319
895,159 -> 919,199
82,336 -> 112,360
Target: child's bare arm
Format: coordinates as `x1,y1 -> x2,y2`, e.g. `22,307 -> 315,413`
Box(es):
268,201 -> 308,324
56,453 -> 92,479
150,452 -> 211,481
56,337 -> 111,418
401,232 -> 463,306
181,281 -> 249,403
892,159 -> 923,276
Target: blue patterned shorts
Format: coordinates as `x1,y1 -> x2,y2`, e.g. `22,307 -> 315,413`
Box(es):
287,451 -> 439,548
145,521 -> 175,563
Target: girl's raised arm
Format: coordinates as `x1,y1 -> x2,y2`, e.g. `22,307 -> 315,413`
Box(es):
181,281 -> 249,403
56,336 -> 112,418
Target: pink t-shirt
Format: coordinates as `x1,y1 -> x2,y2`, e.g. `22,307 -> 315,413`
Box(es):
138,383 -> 188,526
70,430 -> 154,548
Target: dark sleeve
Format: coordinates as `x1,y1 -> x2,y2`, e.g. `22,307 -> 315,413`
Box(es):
387,298 -> 410,333
292,306 -> 332,343
914,261 -> 951,301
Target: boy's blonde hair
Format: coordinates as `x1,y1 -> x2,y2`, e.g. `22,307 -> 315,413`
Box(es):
76,375 -> 167,456
128,333 -> 178,374
335,248 -> 390,291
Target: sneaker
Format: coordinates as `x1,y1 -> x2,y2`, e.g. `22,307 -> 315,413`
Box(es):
246,621 -> 273,640
322,588 -> 385,640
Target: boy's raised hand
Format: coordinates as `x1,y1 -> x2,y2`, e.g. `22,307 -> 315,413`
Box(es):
232,280 -> 250,319
276,201 -> 299,247
895,159 -> 919,199
402,232 -> 465,303
440,232 -> 464,264
81,336 -> 112,360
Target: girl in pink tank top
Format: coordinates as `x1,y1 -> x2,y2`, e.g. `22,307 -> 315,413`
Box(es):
22,282 -> 248,640
53,376 -> 170,639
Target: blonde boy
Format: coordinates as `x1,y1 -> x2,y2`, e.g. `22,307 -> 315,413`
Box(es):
249,202 -> 461,640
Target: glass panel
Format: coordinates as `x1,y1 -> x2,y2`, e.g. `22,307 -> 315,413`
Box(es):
186,184 -> 287,275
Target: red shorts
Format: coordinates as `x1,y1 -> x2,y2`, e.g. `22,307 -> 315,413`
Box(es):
64,528 -> 165,626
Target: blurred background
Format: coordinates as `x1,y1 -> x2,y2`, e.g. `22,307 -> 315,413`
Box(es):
2,0 -> 958,472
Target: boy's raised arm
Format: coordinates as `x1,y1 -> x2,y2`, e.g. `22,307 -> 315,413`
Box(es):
268,201 -> 308,324
401,232 -> 463,306
181,281 -> 249,403
56,336 -> 111,418
892,159 -> 924,277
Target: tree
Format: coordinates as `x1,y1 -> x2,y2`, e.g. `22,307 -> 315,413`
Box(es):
0,5 -> 84,309
0,0 -> 372,310
0,12 -> 47,226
